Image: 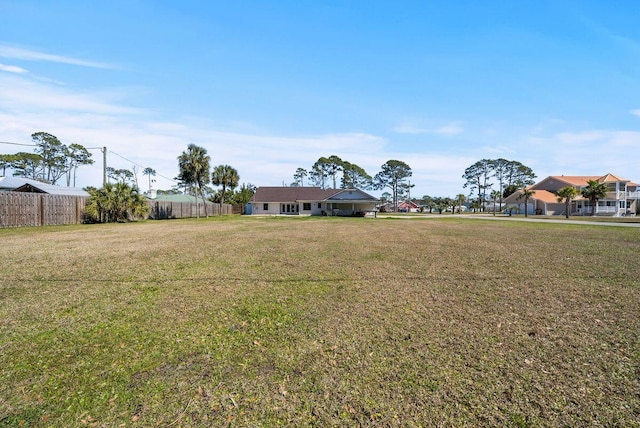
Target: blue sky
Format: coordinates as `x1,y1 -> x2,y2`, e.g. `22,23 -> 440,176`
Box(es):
1,0 -> 639,197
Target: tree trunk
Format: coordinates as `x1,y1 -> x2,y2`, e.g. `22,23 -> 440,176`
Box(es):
194,190 -> 200,219
200,187 -> 209,218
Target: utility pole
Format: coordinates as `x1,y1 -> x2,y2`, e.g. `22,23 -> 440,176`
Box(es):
87,146 -> 108,188
102,147 -> 107,187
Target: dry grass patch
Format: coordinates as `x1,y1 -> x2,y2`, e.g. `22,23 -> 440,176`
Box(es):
1,217 -> 639,426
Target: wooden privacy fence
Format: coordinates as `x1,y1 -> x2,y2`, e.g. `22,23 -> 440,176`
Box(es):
0,192 -> 234,228
0,193 -> 88,227
148,200 -> 233,219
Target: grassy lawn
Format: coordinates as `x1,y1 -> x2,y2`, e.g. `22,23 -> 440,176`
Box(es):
1,216 -> 639,426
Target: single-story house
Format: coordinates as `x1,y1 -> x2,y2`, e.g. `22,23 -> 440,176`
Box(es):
249,187 -> 379,216
503,173 -> 639,216
0,176 -> 90,197
398,200 -> 420,212
147,193 -> 199,203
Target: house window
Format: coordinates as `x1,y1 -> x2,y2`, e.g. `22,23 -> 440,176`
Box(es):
318,203 -> 322,209
303,203 -> 311,210
263,203 -> 268,211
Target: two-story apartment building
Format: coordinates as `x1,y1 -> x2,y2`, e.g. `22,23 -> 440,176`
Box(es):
503,173 -> 639,216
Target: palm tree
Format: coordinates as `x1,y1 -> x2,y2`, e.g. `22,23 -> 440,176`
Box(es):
85,182 -> 149,223
455,194 -> 466,214
211,164 -> 240,207
177,144 -> 211,218
490,190 -> 501,216
556,186 -> 579,219
517,187 -> 535,217
581,179 -> 608,216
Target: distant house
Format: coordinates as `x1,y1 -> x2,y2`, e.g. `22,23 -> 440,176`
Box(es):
148,193 -> 199,203
249,187 -> 379,216
398,200 -> 420,213
503,173 -> 639,216
0,176 -> 90,197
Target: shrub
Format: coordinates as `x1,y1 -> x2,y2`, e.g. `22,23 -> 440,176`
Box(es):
84,182 -> 149,223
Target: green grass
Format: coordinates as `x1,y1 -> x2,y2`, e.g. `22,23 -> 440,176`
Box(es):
1,216 -> 639,426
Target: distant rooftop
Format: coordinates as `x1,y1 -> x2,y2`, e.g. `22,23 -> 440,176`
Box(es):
0,176 -> 90,197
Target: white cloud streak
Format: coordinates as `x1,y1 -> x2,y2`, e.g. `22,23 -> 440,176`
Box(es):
0,43 -> 115,69
0,74 -> 141,115
0,63 -> 28,73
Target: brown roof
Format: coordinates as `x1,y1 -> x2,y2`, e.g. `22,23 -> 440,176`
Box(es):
250,187 -> 339,202
529,189 -> 561,203
547,174 -> 630,187
504,189 -> 560,204
597,173 -> 628,183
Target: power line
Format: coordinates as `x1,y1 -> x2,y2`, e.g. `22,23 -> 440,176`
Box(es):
2,140 -> 177,186
109,150 -> 177,184
0,141 -> 36,147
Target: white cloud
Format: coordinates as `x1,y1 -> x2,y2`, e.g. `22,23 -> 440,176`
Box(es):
0,74 -> 141,115
394,124 -> 428,135
394,121 -> 463,136
434,124 -> 464,136
3,59 -> 637,199
0,63 -> 27,73
520,130 -> 640,180
0,43 -> 115,69
555,130 -> 605,145
630,109 -> 640,117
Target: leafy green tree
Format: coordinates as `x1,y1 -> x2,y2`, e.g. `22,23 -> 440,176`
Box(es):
211,164 -> 240,206
177,144 -> 211,218
231,183 -> 256,205
309,157 -> 330,189
455,194 -> 466,214
107,167 -> 134,185
490,158 -> 509,208
468,197 -> 482,213
374,160 -> 412,212
420,195 -> 434,213
490,189 -> 501,216
293,168 -> 307,186
581,180 -> 608,216
556,186 -> 579,219
463,159 -> 536,201
517,188 -> 535,217
431,197 -> 449,214
156,188 -> 182,195
443,197 -> 455,214
32,132 -> 67,184
3,134 -> 94,185
10,152 -> 43,180
462,159 -> 492,212
143,167 -> 156,193
378,192 -> 391,211
0,154 -> 17,176
325,155 -> 343,189
84,182 -> 149,223
504,161 -> 536,194
341,161 -> 372,189
65,144 -> 94,187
